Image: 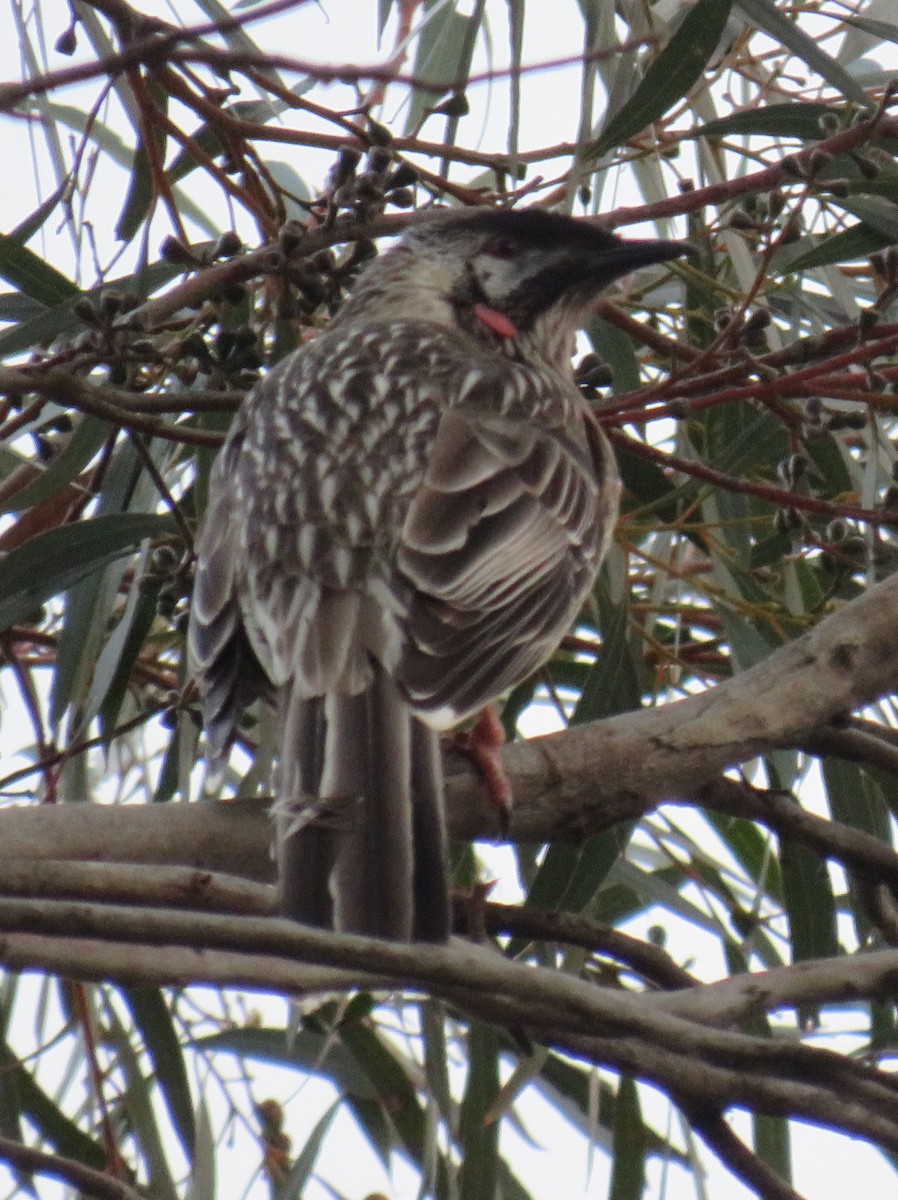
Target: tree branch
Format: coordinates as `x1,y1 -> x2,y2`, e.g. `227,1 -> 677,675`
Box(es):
682,1107 -> 806,1200
0,1133 -> 145,1200
3,897 -> 898,1154
653,943 -> 898,1027
2,570 -> 898,869
443,567 -> 898,841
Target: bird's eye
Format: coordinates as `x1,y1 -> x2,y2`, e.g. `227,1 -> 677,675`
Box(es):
483,236 -> 521,260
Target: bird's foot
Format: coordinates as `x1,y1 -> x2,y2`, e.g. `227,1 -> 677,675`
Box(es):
453,706 -> 513,836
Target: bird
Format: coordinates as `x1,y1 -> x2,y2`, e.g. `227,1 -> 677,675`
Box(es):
187,206 -> 692,942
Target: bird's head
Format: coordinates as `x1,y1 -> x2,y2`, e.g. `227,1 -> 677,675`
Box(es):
380,207 -> 694,365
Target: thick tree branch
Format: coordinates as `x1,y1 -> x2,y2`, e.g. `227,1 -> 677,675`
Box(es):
444,567 -> 898,840
0,857 -> 695,989
2,570 -> 898,871
2,897 -> 898,1155
0,931 -> 370,1001
654,944 -> 898,1027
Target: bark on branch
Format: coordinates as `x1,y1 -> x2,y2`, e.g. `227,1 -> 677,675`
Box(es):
1,896 -> 898,1157
1,570 -> 898,871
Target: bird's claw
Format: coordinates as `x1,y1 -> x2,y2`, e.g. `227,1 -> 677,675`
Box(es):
453,706 -> 513,837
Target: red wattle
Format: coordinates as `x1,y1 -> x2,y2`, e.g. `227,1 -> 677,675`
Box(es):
473,303 -> 518,340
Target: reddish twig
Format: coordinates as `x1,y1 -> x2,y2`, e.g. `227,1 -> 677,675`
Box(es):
609,429 -> 892,526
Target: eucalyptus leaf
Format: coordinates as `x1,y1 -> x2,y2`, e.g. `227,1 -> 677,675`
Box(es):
0,233 -> 78,307
459,1023 -> 500,1200
733,0 -> 870,103
1,418 -> 111,515
0,513 -> 175,633
610,1077 -> 646,1200
691,102 -> 836,141
593,0 -> 734,157
121,987 -> 196,1159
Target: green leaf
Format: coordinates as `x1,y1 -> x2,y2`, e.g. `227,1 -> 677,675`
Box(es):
705,811 -> 783,903
103,1002 -> 180,1200
83,555 -> 149,734
780,833 -> 839,1017
264,161 -> 312,220
539,1050 -> 617,1130
117,139 -> 156,243
573,580 -> 642,724
11,183 -> 69,244
606,858 -> 739,939
593,0 -> 734,157
586,317 -> 640,393
167,98 -> 285,182
706,400 -> 789,483
459,1022 -> 500,1200
0,513 -> 175,633
50,437 -> 148,726
518,842 -> 585,921
0,232 -> 78,307
838,195 -> 898,243
337,1016 -> 428,1160
517,828 -> 632,946
405,0 -> 477,135
753,1113 -> 792,1185
869,1000 -> 897,1053
538,583 -> 644,915
536,1050 -> 690,1164
805,430 -> 855,500
39,102 -> 133,166
117,82 -> 168,242
822,758 -> 891,945
193,1027 -> 375,1096
615,444 -> 682,526
515,595 -> 637,924
497,1158 -> 534,1200
834,13 -> 898,47
0,1039 -> 106,1170
97,578 -> 162,742
749,528 -> 791,571
186,1097 -> 215,1200
0,1038 -> 31,1197
823,759 -> 891,845
0,258 -> 185,359
378,0 -> 395,38
0,293 -> 44,322
349,1096 -> 392,1169
193,0 -> 286,88
1,418 -> 112,514
38,100 -> 218,237
733,0 -> 870,104
779,223 -> 892,272
121,987 -> 196,1158
154,719 -> 183,803
421,999 -> 453,1122
690,102 -> 837,141
610,1077 -> 646,1200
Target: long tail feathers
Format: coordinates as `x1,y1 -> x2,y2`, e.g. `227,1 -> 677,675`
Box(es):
276,696 -> 336,929
276,668 -> 451,942
409,719 -> 453,941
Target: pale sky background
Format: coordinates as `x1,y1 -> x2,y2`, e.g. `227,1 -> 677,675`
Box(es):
1,0 -> 896,1197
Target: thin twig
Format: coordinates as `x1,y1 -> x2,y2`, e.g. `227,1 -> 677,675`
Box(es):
0,1134 -> 144,1200
680,1104 -> 807,1200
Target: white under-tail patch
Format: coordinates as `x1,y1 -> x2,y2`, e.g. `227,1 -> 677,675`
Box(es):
418,704 -> 461,732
